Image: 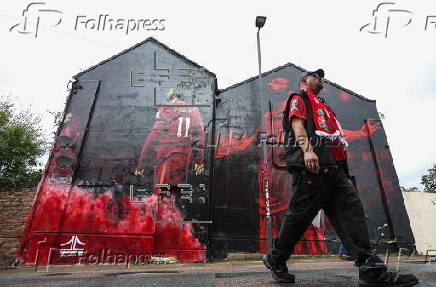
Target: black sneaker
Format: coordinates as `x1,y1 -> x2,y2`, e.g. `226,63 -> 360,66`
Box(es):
262,247 -> 295,283
359,256 -> 418,287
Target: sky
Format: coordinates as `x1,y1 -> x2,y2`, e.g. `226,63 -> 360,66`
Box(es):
0,0 -> 435,189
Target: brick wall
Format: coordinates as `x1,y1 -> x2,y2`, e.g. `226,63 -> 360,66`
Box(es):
0,187 -> 36,266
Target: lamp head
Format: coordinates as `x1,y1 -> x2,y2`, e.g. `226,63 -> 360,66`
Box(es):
255,16 -> 267,28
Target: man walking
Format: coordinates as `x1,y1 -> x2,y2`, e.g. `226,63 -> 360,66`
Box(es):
262,69 -> 419,286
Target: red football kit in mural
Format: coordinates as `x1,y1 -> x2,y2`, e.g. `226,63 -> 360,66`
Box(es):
136,98 -> 205,188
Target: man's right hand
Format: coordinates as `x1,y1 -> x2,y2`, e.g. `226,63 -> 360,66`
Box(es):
291,116 -> 320,174
304,151 -> 320,174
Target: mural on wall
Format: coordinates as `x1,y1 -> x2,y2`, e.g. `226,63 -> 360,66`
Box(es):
210,63 -> 414,257
18,38 -> 215,266
213,79 -> 381,255
17,38 -> 414,265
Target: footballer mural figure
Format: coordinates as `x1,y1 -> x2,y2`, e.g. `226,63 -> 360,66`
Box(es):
135,88 -> 206,256
135,88 -> 205,187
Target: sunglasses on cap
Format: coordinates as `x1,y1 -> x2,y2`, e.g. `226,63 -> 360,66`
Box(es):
308,72 -> 323,80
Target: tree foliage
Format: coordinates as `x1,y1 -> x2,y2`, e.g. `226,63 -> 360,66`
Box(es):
0,95 -> 47,187
400,186 -> 420,192
421,164 -> 436,193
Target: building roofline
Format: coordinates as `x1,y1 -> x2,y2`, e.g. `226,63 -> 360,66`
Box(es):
219,62 -> 375,102
73,37 -> 216,79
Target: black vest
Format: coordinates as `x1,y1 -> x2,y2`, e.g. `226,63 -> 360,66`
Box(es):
282,90 -> 338,174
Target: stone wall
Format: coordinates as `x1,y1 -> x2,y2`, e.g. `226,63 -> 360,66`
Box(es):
0,187 -> 36,266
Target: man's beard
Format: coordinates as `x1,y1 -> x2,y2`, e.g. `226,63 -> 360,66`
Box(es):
313,84 -> 323,94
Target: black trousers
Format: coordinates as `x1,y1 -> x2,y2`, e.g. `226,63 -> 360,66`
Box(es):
276,167 -> 372,261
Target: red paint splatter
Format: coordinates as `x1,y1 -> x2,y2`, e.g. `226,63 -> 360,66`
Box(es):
267,78 -> 289,91
361,151 -> 372,162
339,92 -> 351,101
20,180 -> 206,265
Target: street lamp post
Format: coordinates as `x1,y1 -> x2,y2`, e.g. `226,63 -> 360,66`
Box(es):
255,16 -> 273,250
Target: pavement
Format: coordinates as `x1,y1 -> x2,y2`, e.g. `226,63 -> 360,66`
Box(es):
0,256 -> 435,286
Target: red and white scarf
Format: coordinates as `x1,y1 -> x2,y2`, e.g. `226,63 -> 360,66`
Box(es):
303,88 -> 349,149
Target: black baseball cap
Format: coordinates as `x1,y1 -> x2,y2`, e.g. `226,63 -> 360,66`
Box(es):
299,69 -> 325,82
